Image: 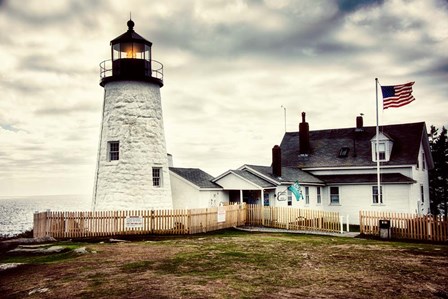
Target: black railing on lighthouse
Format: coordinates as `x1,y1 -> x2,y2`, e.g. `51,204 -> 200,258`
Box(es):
99,59 -> 163,82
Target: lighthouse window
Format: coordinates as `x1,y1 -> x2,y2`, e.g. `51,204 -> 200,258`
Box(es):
108,141 -> 119,161
152,167 -> 162,187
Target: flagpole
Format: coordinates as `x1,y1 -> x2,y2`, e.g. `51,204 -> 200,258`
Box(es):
375,78 -> 381,202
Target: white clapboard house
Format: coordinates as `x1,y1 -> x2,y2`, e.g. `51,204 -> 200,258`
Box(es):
170,114 -> 433,225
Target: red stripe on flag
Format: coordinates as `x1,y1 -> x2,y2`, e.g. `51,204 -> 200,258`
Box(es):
383,81 -> 415,110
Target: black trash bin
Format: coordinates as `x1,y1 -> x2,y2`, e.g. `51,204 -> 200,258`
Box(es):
379,219 -> 391,239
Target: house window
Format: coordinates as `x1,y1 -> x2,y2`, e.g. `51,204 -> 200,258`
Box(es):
420,185 -> 424,203
338,147 -> 350,158
287,190 -> 292,206
372,186 -> 383,204
375,143 -> 386,161
317,187 -> 321,204
264,192 -> 270,207
330,187 -> 339,204
305,187 -> 310,205
108,141 -> 119,161
422,153 -> 426,170
152,167 -> 162,187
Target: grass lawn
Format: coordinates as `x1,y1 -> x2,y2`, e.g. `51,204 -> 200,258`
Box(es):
1,229 -> 447,298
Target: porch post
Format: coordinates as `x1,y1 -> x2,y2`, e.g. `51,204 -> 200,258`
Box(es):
240,189 -> 243,205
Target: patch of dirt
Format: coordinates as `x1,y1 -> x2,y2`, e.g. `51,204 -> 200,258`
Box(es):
0,233 -> 447,298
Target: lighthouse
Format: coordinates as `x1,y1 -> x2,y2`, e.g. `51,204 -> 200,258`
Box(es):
92,19 -> 173,211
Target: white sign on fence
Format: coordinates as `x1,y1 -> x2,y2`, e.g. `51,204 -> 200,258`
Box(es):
217,206 -> 226,223
125,215 -> 143,228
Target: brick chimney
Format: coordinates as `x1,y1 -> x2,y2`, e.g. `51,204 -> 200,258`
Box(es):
272,145 -> 282,177
355,114 -> 364,132
299,112 -> 310,155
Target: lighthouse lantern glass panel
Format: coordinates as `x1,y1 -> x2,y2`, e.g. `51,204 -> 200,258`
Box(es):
113,43 -> 147,60
144,45 -> 150,61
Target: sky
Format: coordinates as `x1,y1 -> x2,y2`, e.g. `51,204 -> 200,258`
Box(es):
0,0 -> 447,197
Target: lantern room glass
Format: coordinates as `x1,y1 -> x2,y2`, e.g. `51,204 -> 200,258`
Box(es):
112,43 -> 151,61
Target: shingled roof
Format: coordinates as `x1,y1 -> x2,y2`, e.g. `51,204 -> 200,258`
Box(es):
280,122 -> 432,169
243,165 -> 323,185
170,167 -> 222,189
316,173 -> 415,185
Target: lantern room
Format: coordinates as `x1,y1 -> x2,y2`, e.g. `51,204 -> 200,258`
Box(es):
100,19 -> 163,87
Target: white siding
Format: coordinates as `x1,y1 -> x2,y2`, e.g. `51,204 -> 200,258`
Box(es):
170,173 -> 229,209
317,184 -> 412,225
410,142 -> 431,214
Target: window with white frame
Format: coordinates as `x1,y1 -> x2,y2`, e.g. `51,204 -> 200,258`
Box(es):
371,134 -> 393,162
152,167 -> 162,187
287,190 -> 292,206
422,153 -> 426,170
372,186 -> 383,204
375,143 -> 386,161
108,141 -> 119,161
317,187 -> 321,204
305,187 -> 309,205
330,187 -> 339,204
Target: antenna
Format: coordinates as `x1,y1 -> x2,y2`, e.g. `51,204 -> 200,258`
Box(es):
130,11 -> 132,20
281,105 -> 286,133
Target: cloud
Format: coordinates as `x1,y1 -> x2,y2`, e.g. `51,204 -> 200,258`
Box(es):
0,0 -> 447,196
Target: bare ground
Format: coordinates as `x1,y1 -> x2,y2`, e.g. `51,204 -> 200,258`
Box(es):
1,230 -> 447,298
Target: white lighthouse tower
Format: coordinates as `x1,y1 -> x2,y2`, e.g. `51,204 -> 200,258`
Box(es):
92,19 -> 173,211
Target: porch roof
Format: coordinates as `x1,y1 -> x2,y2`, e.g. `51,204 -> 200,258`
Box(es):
316,173 -> 416,185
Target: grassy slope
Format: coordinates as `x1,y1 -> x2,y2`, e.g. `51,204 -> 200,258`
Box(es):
0,230 -> 447,298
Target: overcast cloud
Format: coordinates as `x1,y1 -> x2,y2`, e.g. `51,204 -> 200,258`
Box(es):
0,0 -> 447,196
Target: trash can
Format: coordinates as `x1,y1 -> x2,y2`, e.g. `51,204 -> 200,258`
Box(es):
379,219 -> 391,239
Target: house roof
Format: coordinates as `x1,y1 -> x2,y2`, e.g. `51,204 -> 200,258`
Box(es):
170,167 -> 222,189
242,165 -> 324,185
280,121 -> 433,169
316,173 -> 416,185
231,170 -> 276,188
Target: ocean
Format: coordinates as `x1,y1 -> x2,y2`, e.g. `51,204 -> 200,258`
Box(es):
0,194 -> 91,237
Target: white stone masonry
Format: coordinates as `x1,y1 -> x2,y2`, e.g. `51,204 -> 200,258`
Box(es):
92,80 -> 173,211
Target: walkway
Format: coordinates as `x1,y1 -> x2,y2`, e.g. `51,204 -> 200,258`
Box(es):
236,226 -> 360,238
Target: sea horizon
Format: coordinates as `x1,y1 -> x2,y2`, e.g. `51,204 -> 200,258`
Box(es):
0,194 -> 91,237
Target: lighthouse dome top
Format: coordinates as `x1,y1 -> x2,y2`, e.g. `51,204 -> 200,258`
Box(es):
110,19 -> 153,47
100,19 -> 163,87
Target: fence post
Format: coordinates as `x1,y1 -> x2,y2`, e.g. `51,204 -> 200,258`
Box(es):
187,209 -> 192,234
45,209 -> 51,237
359,211 -> 363,234
339,216 -> 344,234
151,209 -> 155,234
346,215 -> 350,233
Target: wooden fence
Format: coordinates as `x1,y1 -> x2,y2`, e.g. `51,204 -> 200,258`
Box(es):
246,205 -> 341,233
359,211 -> 448,242
33,204 -> 246,239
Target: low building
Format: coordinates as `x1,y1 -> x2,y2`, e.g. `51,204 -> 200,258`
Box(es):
170,167 -> 228,209
170,114 -> 433,225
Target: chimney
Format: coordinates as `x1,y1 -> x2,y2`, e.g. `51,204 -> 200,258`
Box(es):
299,112 -> 310,155
272,145 -> 282,177
355,114 -> 364,132
167,153 -> 173,167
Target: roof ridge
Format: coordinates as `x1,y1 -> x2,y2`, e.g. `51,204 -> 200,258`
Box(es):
284,121 -> 425,134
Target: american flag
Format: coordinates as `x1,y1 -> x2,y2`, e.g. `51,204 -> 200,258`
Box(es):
381,81 -> 415,109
